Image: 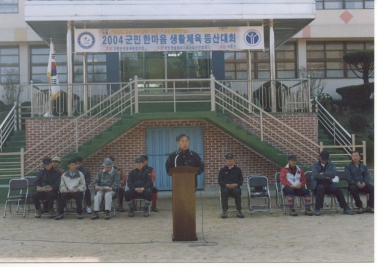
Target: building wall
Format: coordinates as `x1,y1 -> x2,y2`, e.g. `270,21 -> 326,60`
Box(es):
25,113 -> 317,187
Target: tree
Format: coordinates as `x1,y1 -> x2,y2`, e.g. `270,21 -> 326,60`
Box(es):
1,69 -> 25,106
299,66 -> 327,99
343,50 -> 374,84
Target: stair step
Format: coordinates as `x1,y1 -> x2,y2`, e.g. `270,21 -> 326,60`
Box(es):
5,140 -> 25,147
12,130 -> 25,136
10,135 -> 25,142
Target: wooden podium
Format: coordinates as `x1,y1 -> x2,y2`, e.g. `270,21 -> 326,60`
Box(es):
169,166 -> 198,241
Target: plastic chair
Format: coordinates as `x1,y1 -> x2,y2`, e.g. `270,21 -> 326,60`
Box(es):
3,179 -> 29,218
304,171 -> 338,212
247,175 -> 272,214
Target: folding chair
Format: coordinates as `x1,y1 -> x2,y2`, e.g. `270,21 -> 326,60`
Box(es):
17,176 -> 37,213
336,171 -> 350,205
304,171 -> 338,212
3,179 -> 29,218
276,172 -> 305,214
247,175 -> 272,214
133,197 -> 151,215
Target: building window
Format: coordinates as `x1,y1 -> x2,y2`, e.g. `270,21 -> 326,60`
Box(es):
0,46 -> 19,84
224,42 -> 297,80
316,0 -> 374,9
30,46 -> 67,83
0,0 -> 18,13
73,54 -> 107,83
307,41 -> 374,78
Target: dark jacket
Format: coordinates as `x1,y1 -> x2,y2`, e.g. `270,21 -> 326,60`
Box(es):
218,165 -> 243,188
344,161 -> 371,185
311,160 -> 337,190
77,166 -> 91,186
34,167 -> 61,193
127,167 -> 152,191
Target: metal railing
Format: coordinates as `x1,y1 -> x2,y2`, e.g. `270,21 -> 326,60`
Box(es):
0,103 -> 22,153
0,149 -> 24,179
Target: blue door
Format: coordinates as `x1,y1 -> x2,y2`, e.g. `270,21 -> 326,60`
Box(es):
146,127 -> 204,190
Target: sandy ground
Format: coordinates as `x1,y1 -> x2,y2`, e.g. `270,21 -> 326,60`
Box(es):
0,190 -> 374,263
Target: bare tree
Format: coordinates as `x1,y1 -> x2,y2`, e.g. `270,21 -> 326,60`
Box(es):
299,66 -> 327,99
1,69 -> 25,106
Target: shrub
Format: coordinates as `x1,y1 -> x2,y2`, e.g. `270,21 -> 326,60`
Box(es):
349,114 -> 368,132
336,83 -> 374,111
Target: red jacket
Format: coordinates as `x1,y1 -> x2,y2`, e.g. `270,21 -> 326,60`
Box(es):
280,164 -> 306,188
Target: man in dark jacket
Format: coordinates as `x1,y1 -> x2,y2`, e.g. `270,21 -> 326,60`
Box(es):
345,151 -> 374,214
311,150 -> 354,216
33,157 -> 61,219
141,155 -> 159,212
218,153 -> 244,219
76,156 -> 92,214
125,157 -> 153,217
165,134 -> 204,189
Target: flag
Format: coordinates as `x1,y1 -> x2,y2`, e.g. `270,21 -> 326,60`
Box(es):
46,40 -> 60,100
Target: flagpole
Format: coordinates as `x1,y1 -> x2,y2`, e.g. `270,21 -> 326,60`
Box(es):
48,38 -> 54,117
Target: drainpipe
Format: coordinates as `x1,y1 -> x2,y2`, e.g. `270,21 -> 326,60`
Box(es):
269,19 -> 276,112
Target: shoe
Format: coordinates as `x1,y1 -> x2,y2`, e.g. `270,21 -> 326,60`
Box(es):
128,206 -> 135,217
55,214 -> 64,220
118,205 -> 126,212
305,208 -> 313,216
343,206 -> 354,215
86,206 -> 92,214
290,209 -> 298,216
143,206 -> 150,217
237,210 -> 244,218
104,211 -> 111,220
48,209 -> 55,219
365,206 -> 374,213
314,209 -> 321,216
356,205 -> 364,214
152,206 -> 159,212
77,213 -> 83,220
91,212 -> 99,220
221,210 -> 227,219
34,208 -> 42,218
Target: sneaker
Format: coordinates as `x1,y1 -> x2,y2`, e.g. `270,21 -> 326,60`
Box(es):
104,211 -> 111,220
118,205 -> 126,212
221,210 -> 227,219
237,210 -> 244,218
48,209 -> 55,219
305,208 -> 313,216
314,209 -> 321,216
290,209 -> 298,216
365,206 -> 374,213
77,213 -> 83,220
343,206 -> 354,215
151,206 -> 159,212
55,214 -> 64,220
128,206 -> 135,217
86,206 -> 92,214
356,205 -> 364,214
143,206 -> 150,217
34,208 -> 42,218
91,212 -> 99,220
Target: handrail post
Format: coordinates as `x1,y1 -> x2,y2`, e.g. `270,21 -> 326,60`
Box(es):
30,80 -> 34,117
260,112 -> 263,141
173,81 -> 176,112
21,148 -> 24,178
13,102 -> 17,131
210,74 -> 215,111
319,141 -> 323,153
362,140 -> 367,167
134,75 -> 139,113
75,119 -> 78,152
351,134 -> 355,151
248,79 -> 252,113
332,121 -> 336,145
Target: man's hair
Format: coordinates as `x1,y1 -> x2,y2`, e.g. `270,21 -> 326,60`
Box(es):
176,134 -> 189,142
140,155 -> 148,161
351,151 -> 361,156
68,158 -> 77,165
75,156 -> 83,163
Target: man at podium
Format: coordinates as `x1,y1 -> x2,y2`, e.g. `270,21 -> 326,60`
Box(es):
165,134 -> 204,188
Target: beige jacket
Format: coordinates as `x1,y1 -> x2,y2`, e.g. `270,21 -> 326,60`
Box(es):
59,170 -> 86,193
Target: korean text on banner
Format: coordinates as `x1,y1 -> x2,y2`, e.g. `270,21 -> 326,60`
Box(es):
47,40 -> 60,100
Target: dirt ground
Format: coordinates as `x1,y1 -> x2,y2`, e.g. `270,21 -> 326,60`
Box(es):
0,191 -> 374,263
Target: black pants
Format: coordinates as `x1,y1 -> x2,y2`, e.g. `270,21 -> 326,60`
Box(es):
221,187 -> 242,211
33,191 -> 57,211
348,183 -> 374,208
314,183 -> 348,210
124,189 -> 153,202
59,192 -> 83,215
85,185 -> 91,206
118,187 -> 125,205
282,186 -> 310,197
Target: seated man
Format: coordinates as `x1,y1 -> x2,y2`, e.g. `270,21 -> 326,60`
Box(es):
311,150 -> 354,216
91,158 -> 120,220
125,157 -> 153,217
55,158 -> 86,220
141,155 -> 159,212
32,157 -> 61,219
280,155 -> 313,216
217,153 -> 244,219
76,156 -> 92,214
345,151 -> 374,214
107,156 -> 127,212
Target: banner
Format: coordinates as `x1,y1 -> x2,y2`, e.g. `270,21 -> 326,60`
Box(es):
46,40 -> 60,100
74,27 -> 264,53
